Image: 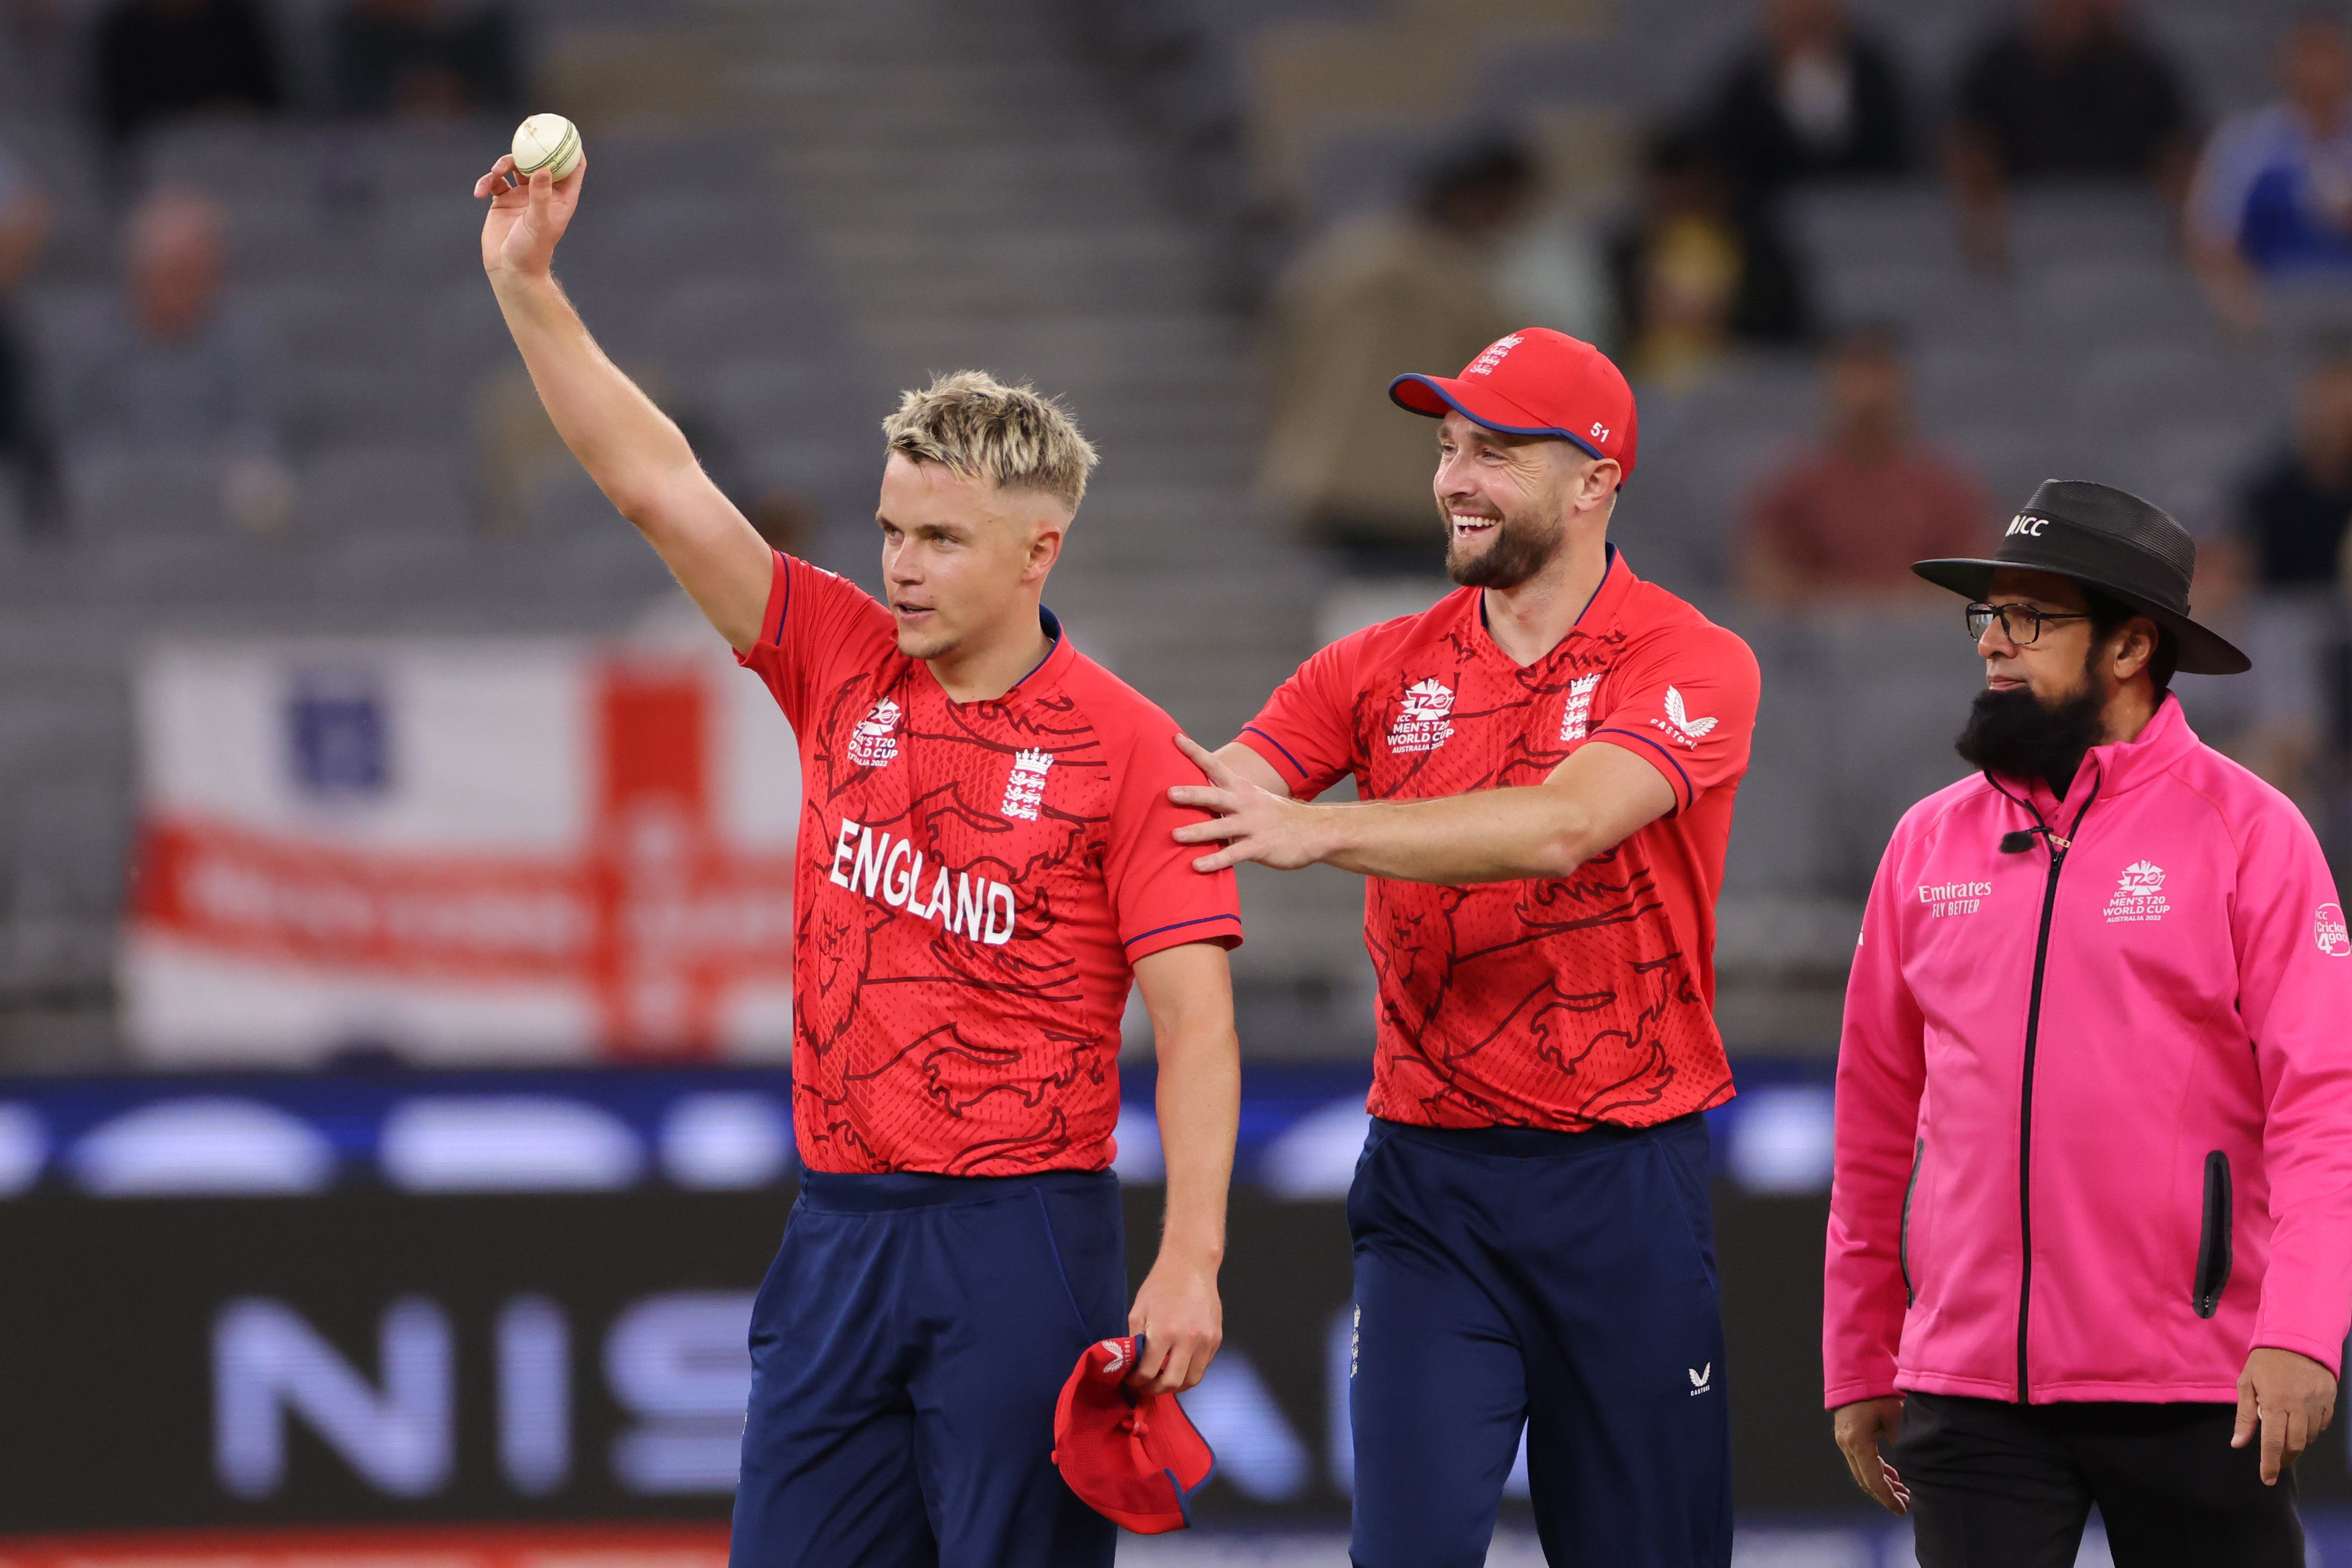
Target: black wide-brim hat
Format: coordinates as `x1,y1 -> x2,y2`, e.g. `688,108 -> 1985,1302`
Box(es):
1912,479 -> 2250,676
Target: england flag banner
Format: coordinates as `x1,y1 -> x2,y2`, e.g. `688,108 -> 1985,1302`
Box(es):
122,639 -> 799,1065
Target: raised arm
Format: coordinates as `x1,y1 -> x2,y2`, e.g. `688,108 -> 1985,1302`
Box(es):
1172,734 -> 1672,884
473,155 -> 772,650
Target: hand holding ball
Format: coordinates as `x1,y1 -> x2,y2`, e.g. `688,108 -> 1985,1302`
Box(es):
511,113 -> 582,182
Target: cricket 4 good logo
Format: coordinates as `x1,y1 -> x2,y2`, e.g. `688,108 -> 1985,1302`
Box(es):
1464,334 -> 1523,376
999,749 -> 1053,822
1650,687 -> 1717,749
2104,860 -> 2170,925
847,698 -> 901,769
2318,903 -> 2351,957
1387,678 -> 1456,755
1558,673 -> 1600,744
827,817 -> 1017,946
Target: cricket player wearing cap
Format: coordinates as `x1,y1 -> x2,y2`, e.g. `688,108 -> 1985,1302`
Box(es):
1173,328 -> 1757,1565
475,142 -> 1243,1566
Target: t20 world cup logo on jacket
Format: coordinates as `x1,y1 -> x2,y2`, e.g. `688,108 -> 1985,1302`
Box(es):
847,697 -> 901,768
1387,678 -> 1456,754
2104,860 -> 2170,924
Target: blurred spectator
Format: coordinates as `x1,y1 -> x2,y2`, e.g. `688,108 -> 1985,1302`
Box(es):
2236,345 -> 2352,590
1699,0 -> 1913,211
92,0 -> 283,149
0,139 -> 54,527
1608,131 -> 1811,390
331,0 -> 520,121
1738,326 -> 1987,607
44,186 -> 290,529
1950,0 -> 2196,270
1260,140 -> 1534,569
2210,349 -> 2352,810
2188,13 -> 2352,336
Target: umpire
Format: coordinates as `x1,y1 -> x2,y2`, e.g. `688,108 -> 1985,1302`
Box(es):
1823,482 -> 2352,1564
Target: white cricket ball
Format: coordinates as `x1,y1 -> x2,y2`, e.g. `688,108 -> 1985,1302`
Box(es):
512,113 -> 582,181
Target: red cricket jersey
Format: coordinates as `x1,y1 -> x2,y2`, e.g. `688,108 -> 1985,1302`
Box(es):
738,552 -> 1243,1175
1238,548 -> 1757,1131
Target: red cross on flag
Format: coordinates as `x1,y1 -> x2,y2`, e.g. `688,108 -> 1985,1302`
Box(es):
122,640 -> 799,1065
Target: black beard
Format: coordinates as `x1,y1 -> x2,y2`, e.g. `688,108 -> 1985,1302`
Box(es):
1954,678 -> 2108,796
1446,510 -> 1564,589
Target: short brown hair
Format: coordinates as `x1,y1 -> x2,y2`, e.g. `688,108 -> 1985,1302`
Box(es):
880,370 -> 1099,511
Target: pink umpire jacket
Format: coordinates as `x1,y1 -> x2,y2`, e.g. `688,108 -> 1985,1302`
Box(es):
1823,695 -> 2352,1409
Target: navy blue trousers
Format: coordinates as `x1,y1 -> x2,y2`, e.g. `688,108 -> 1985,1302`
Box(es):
1347,1114 -> 1733,1568
729,1169 -> 1126,1568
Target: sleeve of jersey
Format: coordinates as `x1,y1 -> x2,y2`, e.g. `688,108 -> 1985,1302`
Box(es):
1104,715 -> 1245,963
1584,625 -> 1762,814
733,551 -> 891,730
1235,632 -> 1363,799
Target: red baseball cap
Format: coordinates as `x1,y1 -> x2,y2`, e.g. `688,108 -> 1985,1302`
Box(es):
1389,327 -> 1638,482
1051,1334 -> 1215,1534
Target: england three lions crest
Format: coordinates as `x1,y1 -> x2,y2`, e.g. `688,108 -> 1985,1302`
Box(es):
1559,673 -> 1601,743
1000,749 -> 1053,820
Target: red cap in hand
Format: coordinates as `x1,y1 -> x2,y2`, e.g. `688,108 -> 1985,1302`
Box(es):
1389,327 -> 1638,482
1051,1334 -> 1215,1534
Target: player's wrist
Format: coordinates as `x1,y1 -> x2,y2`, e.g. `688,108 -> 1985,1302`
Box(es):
486,260 -> 553,294
1298,800 -> 1351,866
1151,1229 -> 1225,1273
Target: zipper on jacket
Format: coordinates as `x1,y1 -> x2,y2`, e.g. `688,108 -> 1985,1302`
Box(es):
2194,1150 -> 2234,1319
1901,1137 -> 1924,1307
2007,778 -> 2100,1403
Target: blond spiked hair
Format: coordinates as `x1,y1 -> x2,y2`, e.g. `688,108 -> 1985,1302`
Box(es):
880,371 -> 1099,512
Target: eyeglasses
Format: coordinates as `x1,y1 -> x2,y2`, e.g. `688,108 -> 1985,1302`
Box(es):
1966,602 -> 2092,645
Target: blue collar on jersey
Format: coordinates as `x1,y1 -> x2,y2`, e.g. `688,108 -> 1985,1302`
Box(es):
1477,542 -> 1619,633
1007,605 -> 1062,692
